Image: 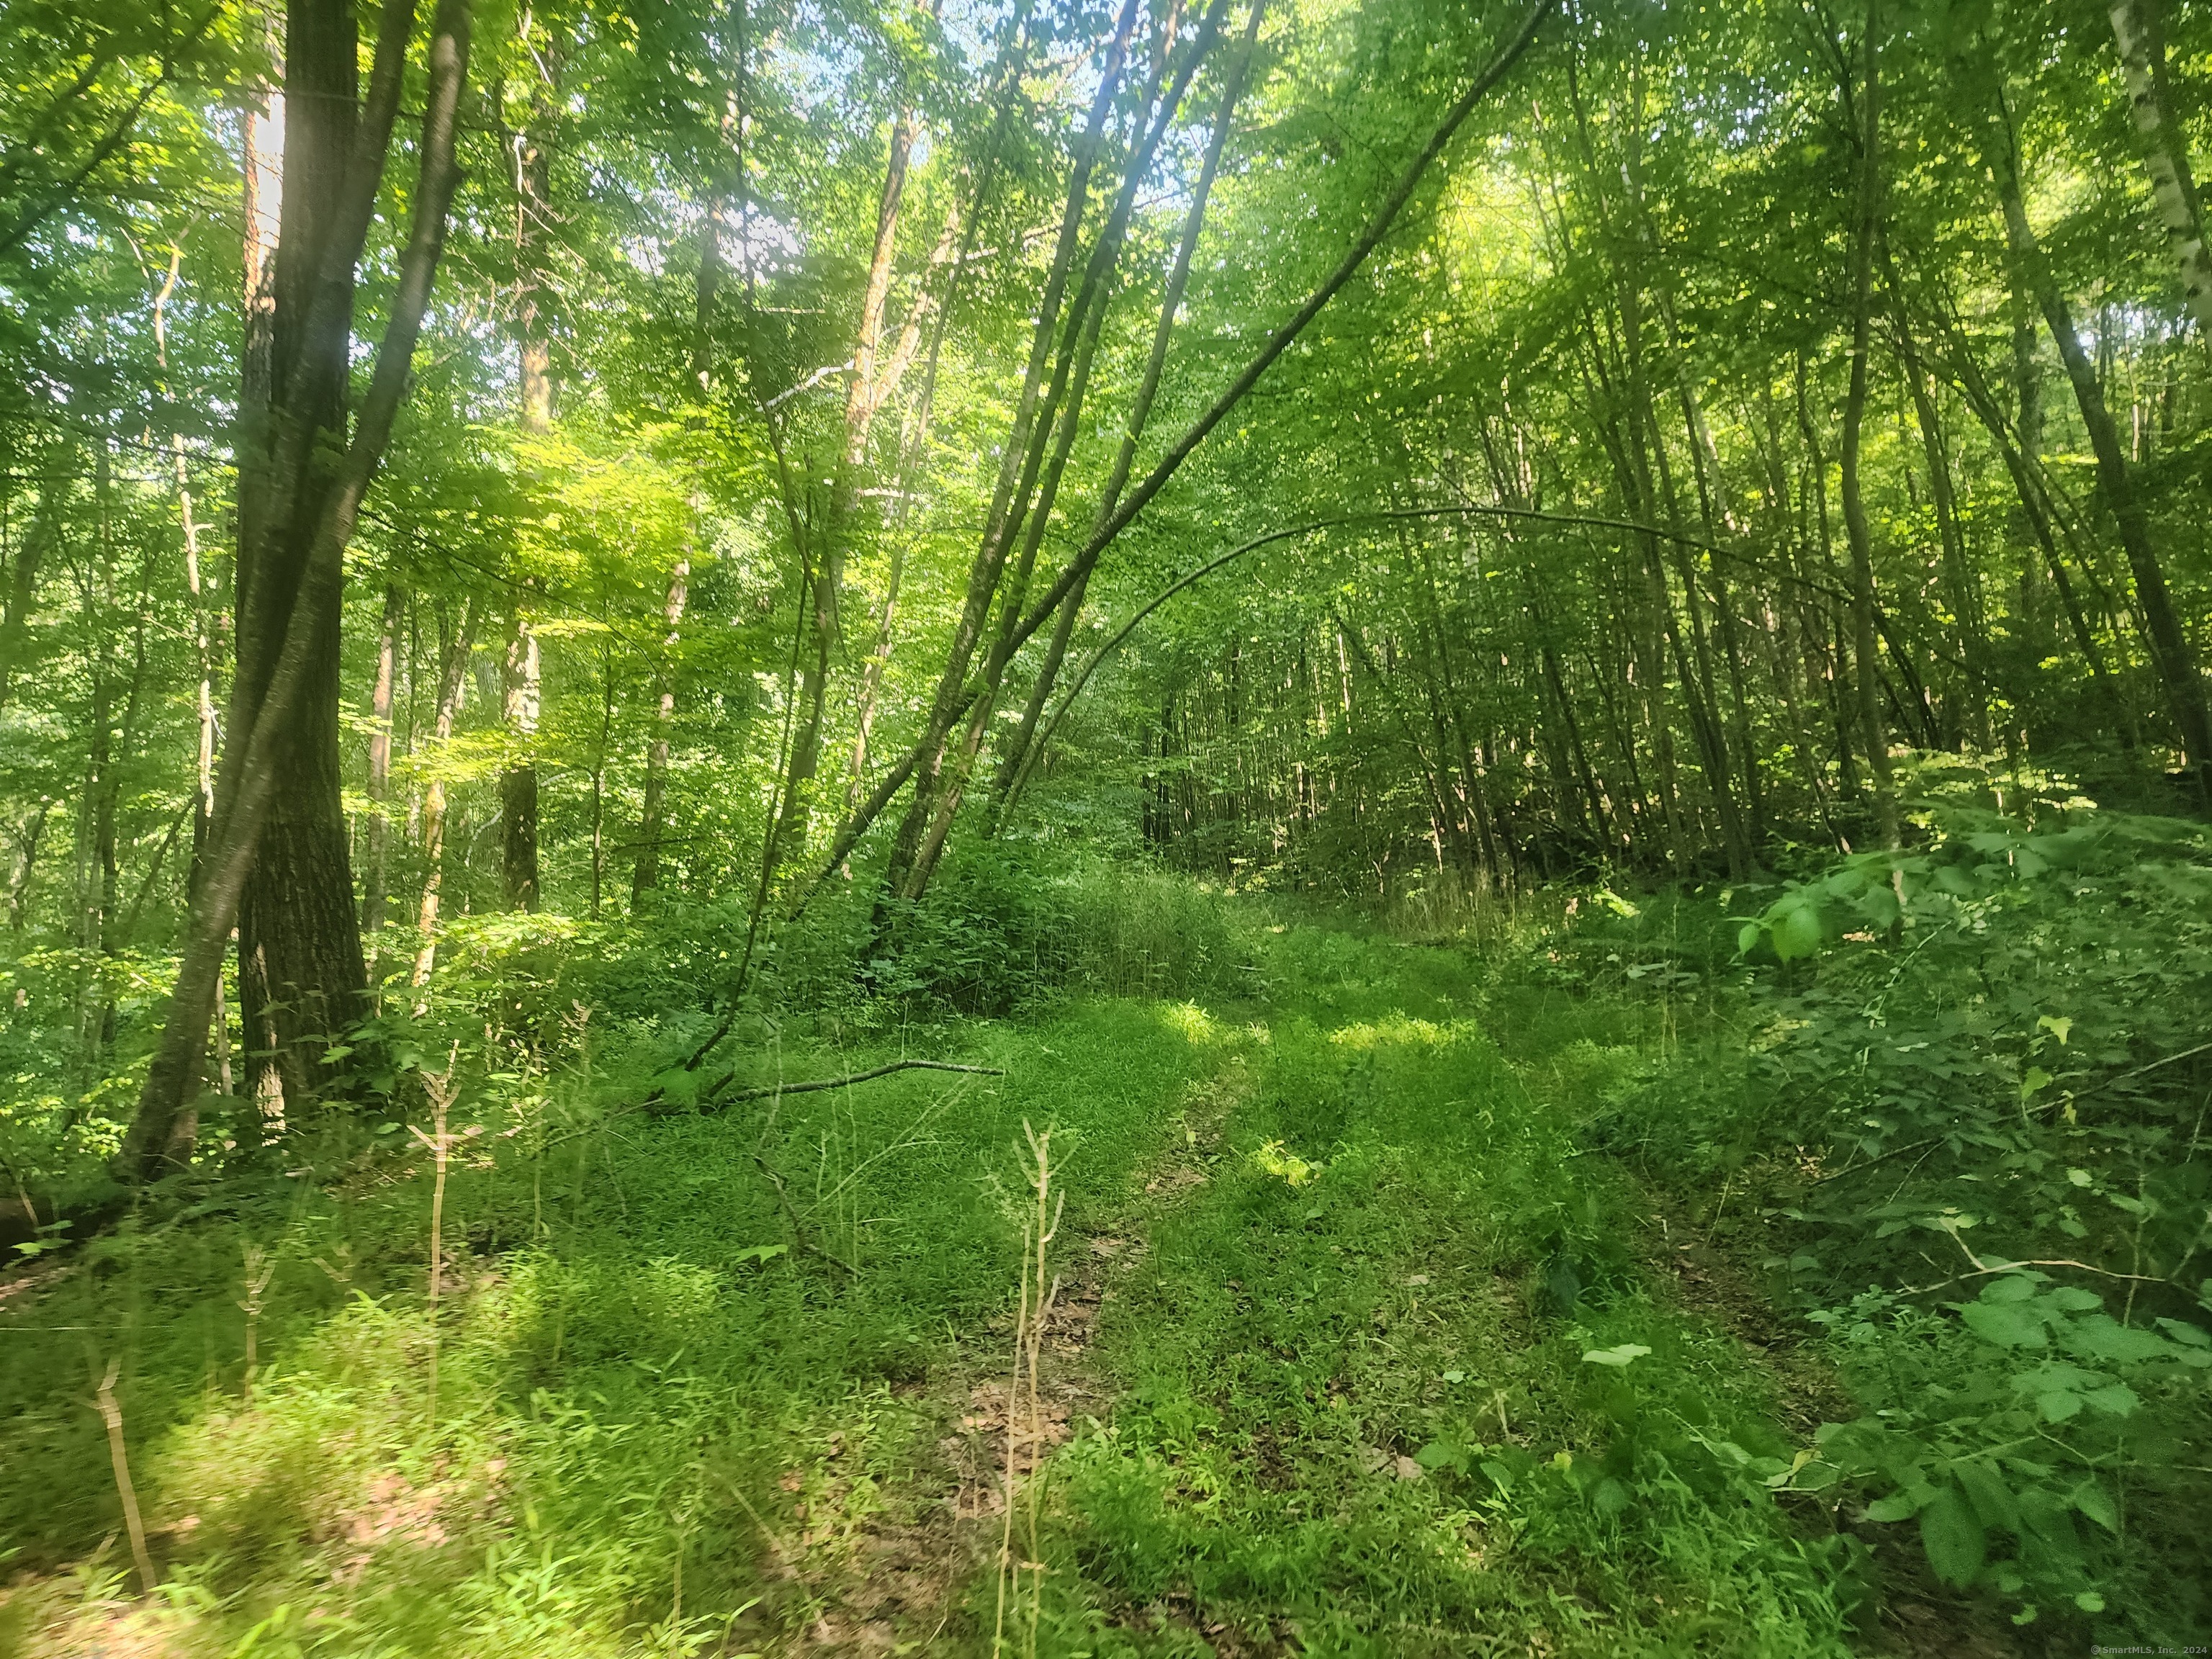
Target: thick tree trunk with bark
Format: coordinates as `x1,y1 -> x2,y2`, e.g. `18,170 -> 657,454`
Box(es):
120,0 -> 475,1179
234,0 -> 370,1116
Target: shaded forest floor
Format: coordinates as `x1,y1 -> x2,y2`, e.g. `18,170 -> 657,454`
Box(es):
0,899 -> 2038,1657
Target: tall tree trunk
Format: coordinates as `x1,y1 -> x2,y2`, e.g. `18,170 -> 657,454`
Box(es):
914,3 -> 1228,884
805,0 -> 1555,908
631,559 -> 689,900
235,0 -> 372,1118
993,0 -> 1267,822
1668,351 -> 1767,848
154,246 -> 222,883
0,462 -> 63,712
774,101 -> 917,863
121,0 -> 476,1178
1937,310 -> 2136,746
1413,536 -> 1503,878
1881,243 -> 1989,750
878,0 -> 1148,901
501,614 -> 541,911
7,804 -> 49,933
844,198 -> 968,813
411,598 -> 477,987
846,32 -> 1034,814
2108,0 -> 2212,338
1841,4 -> 1899,847
1991,90 -> 2212,783
591,641 -> 613,917
362,579 -> 403,936
504,17 -> 558,912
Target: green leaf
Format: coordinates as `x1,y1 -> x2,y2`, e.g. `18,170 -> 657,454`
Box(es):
1855,881 -> 1902,932
2080,1383 -> 2139,1417
1962,1300 -> 2046,1349
1581,1343 -> 1652,1367
1866,1493 -> 1920,1522
2036,1015 -> 2072,1045
1952,1460 -> 2017,1531
1773,901 -> 1825,962
1981,1273 -> 2040,1303
2074,1591 -> 2105,1614
2067,1316 -> 2170,1364
2155,1317 -> 2209,1348
733,1244 -> 788,1267
1413,1439 -> 1470,1473
1919,1487 -> 1987,1587
2034,1389 -> 2084,1424
2072,1483 -> 2119,1534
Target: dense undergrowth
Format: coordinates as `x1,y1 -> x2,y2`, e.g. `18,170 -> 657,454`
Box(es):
2,783 -> 2209,1655
1557,765 -> 2212,1643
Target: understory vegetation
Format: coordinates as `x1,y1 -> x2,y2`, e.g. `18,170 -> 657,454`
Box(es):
8,0 -> 2212,1649
5,786 -> 2210,1654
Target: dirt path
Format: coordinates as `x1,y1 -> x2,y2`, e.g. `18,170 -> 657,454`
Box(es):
765,1045 -> 1258,1654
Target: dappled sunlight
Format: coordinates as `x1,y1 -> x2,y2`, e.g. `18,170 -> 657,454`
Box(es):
1154,1000 -> 1219,1046
1324,1012 -> 1460,1052
12,0 -> 2212,1630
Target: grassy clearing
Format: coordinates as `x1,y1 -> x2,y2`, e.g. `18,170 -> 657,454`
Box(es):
0,896 -> 1920,1656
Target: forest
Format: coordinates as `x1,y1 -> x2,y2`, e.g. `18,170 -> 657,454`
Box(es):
1,0 -> 2211,1650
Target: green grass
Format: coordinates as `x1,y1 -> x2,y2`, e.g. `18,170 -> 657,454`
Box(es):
1035,920 -> 1853,1657
0,901 -> 1861,1657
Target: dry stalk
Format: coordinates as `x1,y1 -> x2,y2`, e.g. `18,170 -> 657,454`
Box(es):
94,1359 -> 158,1593
994,1122 -> 1064,1659
239,1241 -> 276,1406
410,1042 -> 462,1430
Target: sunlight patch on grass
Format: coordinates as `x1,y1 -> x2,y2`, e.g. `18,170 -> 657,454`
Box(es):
1251,1138 -> 1323,1187
1154,1001 -> 1218,1044
1325,1013 -> 1455,1051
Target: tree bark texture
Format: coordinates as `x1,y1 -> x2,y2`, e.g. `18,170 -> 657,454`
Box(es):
234,0 -> 370,1115
122,0 -> 475,1178
2108,0 -> 2212,339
